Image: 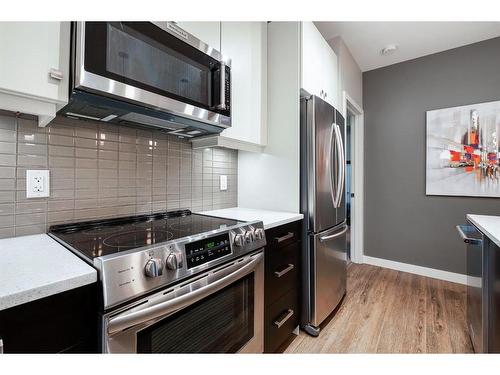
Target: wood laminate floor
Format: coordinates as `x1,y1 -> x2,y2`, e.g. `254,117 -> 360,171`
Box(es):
285,263 -> 473,353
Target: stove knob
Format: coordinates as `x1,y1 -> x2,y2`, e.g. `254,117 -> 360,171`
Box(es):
166,252 -> 182,270
234,234 -> 245,247
244,230 -> 255,243
255,228 -> 265,240
144,258 -> 163,278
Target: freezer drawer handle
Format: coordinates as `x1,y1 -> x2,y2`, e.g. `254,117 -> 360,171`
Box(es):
319,226 -> 348,242
456,225 -> 482,245
274,309 -> 294,328
275,232 -> 294,243
274,264 -> 295,278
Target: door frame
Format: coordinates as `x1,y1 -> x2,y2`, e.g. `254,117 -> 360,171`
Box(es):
342,91 -> 364,264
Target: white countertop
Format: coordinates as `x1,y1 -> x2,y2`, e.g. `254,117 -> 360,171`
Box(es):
467,214 -> 500,248
0,234 -> 97,311
197,207 -> 303,230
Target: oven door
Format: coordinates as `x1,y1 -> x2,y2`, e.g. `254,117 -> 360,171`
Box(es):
104,251 -> 264,353
74,22 -> 231,127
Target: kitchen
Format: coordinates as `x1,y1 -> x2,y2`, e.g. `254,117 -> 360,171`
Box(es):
1,2 -> 500,373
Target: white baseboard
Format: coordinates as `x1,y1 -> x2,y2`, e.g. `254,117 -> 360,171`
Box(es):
362,255 -> 467,285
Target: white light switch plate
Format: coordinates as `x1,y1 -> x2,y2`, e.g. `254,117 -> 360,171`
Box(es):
26,170 -> 50,198
220,175 -> 228,191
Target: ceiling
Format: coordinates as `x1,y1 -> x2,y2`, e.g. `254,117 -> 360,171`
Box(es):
315,22 -> 500,72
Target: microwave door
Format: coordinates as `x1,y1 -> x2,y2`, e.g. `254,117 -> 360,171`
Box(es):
72,22 -> 231,129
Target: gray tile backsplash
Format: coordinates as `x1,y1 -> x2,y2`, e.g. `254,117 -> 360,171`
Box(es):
0,112 -> 237,238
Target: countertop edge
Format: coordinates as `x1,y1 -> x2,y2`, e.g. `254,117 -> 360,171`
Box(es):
0,271 -> 97,311
467,214 -> 500,248
196,207 -> 304,230
0,234 -> 98,312
261,215 -> 304,230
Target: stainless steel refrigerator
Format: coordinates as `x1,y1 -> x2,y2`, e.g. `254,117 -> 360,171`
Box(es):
300,94 -> 347,337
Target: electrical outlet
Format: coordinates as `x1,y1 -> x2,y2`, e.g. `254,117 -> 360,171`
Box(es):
220,175 -> 228,191
26,170 -> 50,198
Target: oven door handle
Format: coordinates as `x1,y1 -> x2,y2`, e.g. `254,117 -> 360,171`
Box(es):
107,252 -> 264,334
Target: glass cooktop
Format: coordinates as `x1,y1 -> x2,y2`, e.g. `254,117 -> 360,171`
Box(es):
49,210 -> 242,259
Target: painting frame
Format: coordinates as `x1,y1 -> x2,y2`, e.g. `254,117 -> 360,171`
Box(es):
426,99 -> 500,198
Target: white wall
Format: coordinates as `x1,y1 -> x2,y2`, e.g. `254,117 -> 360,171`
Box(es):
238,22 -> 301,212
329,36 -> 363,111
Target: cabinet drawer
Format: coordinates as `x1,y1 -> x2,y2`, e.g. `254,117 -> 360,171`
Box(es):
265,220 -> 301,250
265,241 -> 300,302
264,289 -> 299,353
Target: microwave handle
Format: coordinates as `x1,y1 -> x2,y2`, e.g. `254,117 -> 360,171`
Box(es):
107,252 -> 263,334
215,62 -> 227,110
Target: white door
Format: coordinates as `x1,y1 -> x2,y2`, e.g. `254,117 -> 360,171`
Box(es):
220,22 -> 267,146
0,22 -> 66,104
321,39 -> 338,107
301,21 -> 324,99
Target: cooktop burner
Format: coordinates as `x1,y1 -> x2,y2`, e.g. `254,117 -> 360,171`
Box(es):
102,230 -> 174,249
49,210 -> 242,259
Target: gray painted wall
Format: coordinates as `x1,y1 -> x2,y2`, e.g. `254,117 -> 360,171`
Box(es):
363,37 -> 500,274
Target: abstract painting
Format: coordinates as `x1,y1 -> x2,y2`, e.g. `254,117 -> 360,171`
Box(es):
426,100 -> 500,197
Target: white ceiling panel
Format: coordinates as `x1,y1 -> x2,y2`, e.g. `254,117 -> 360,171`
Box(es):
315,22 -> 500,71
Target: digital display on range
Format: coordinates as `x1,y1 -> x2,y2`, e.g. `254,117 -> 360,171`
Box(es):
185,233 -> 232,269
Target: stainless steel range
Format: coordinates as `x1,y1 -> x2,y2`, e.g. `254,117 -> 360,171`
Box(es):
49,210 -> 265,353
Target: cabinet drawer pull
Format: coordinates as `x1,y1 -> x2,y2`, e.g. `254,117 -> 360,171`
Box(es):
274,264 -> 294,278
274,309 -> 294,328
275,232 -> 294,243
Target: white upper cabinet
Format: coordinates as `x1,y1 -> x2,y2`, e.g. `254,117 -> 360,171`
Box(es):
175,22 -> 221,51
190,22 -> 267,152
219,22 -> 267,147
301,22 -> 338,108
0,22 -> 69,126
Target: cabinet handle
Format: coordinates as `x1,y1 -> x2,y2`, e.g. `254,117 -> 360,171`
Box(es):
274,264 -> 294,278
274,309 -> 294,328
49,68 -> 63,81
0,337 -> 3,354
275,232 -> 294,243
456,225 -> 482,245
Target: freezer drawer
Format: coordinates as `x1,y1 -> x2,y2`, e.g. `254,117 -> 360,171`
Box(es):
309,223 -> 347,327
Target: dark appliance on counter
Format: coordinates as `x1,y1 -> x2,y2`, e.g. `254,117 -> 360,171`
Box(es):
59,22 -> 231,137
300,94 -> 348,336
457,223 -> 500,353
49,210 -> 265,353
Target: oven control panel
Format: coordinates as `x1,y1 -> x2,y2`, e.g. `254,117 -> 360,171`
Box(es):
97,221 -> 266,309
185,233 -> 232,269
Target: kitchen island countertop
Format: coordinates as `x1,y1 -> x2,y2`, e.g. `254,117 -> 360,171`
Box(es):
467,214 -> 500,247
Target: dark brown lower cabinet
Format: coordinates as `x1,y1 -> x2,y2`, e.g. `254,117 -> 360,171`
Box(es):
0,283 -> 98,353
264,220 -> 302,353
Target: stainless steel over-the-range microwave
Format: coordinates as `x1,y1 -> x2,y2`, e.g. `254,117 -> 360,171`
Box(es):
58,22 -> 231,137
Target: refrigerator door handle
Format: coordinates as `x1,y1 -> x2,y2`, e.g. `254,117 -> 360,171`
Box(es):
319,225 -> 348,242
333,123 -> 345,208
328,123 -> 337,207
